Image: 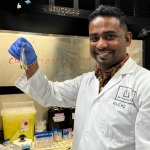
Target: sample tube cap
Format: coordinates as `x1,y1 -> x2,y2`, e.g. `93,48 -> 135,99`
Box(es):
48,134 -> 52,137
53,128 -> 58,131
4,139 -> 10,142
63,132 -> 69,135
58,129 -> 62,132
36,136 -> 42,139
49,131 -> 53,133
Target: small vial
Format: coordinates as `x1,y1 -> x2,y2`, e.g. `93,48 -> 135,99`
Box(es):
63,129 -> 67,134
36,136 -> 42,149
4,139 -> 10,145
43,135 -> 47,148
47,134 -> 52,148
53,128 -> 58,142
20,42 -> 28,70
40,136 -> 44,148
67,128 -> 72,141
3,138 -> 10,150
63,132 -> 68,141
68,132 -> 72,141
49,131 -> 54,142
58,129 -> 62,142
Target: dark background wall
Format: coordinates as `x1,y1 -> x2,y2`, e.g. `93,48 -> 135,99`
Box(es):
0,0 -> 150,39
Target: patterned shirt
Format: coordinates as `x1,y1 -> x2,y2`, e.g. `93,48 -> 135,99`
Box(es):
95,54 -> 130,92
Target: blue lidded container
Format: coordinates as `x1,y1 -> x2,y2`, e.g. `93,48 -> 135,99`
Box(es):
58,129 -> 62,141
49,131 -> 54,142
53,128 -> 58,141
63,132 -> 68,141
36,136 -> 42,148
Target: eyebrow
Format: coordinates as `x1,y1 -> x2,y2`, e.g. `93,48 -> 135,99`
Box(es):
89,30 -> 117,37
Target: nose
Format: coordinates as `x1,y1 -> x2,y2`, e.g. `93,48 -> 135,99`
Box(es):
96,38 -> 107,50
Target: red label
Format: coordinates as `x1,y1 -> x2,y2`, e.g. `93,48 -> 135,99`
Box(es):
55,113 -> 64,117
24,122 -> 28,126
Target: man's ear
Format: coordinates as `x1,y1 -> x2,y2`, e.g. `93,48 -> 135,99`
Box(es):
125,32 -> 132,47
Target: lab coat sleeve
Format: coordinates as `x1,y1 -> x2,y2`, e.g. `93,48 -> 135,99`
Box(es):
15,68 -> 83,107
135,84 -> 150,150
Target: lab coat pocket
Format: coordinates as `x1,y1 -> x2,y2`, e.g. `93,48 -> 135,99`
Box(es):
99,99 -> 137,144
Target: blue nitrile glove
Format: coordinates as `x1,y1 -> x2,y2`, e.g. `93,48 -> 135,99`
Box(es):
8,37 -> 37,65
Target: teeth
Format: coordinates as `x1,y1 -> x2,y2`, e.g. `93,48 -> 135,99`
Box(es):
98,52 -> 109,55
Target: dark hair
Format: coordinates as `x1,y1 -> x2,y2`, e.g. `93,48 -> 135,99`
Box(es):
89,5 -> 128,32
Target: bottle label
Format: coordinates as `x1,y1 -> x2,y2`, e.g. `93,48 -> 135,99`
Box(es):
53,113 -> 65,122
21,118 -> 29,131
72,113 -> 75,119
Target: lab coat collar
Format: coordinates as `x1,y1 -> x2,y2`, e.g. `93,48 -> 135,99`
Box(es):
96,57 -> 137,95
119,57 -> 137,75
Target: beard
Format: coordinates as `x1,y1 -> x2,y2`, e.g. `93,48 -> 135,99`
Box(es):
97,57 -> 116,67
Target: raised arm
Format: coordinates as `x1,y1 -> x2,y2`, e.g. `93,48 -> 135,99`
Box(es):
8,37 -> 81,108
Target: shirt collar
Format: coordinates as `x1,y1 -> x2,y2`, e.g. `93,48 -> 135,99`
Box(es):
95,53 -> 130,79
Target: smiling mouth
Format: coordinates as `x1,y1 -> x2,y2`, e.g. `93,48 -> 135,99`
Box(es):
96,52 -> 112,56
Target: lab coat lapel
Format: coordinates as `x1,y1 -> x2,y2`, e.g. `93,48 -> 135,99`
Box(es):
99,57 -> 137,96
99,71 -> 122,95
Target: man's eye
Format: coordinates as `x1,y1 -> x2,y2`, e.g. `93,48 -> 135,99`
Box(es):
90,37 -> 99,41
107,35 -> 115,39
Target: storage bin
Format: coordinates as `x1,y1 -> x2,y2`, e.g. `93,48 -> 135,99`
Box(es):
1,101 -> 36,143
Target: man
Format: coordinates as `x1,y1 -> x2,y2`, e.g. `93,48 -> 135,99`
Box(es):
9,5 -> 150,150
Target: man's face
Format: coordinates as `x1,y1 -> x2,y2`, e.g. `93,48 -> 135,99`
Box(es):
89,16 -> 132,69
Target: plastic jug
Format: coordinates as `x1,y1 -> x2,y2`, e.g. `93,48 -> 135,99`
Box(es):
48,107 -> 65,130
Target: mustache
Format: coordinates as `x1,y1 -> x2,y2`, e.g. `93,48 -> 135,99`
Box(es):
96,48 -> 115,53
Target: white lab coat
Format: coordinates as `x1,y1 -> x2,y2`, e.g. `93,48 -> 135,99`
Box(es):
16,57 -> 150,150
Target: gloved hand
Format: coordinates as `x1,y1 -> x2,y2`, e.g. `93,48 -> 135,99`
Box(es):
8,37 -> 37,65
